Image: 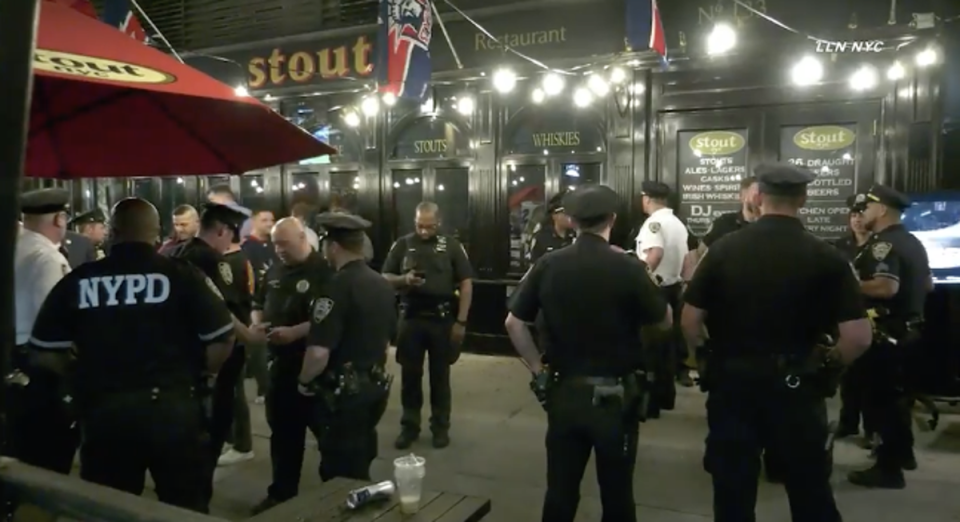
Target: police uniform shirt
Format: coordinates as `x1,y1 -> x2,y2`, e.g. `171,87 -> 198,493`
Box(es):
253,251 -> 333,342
833,235 -> 866,262
510,184 -> 667,376
635,208 -> 689,285
28,242 -> 234,395
170,238 -> 243,318
702,210 -> 750,248
62,230 -> 99,268
684,165 -> 866,353
225,249 -> 255,325
382,233 -> 474,300
307,259 -> 397,370
242,236 -> 278,281
15,229 -> 71,345
856,186 -> 929,319
528,223 -> 574,264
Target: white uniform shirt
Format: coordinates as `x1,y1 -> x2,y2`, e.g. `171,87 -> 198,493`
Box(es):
15,229 -> 70,345
635,208 -> 688,286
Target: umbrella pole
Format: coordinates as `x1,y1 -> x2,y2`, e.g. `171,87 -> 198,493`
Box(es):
0,0 -> 39,456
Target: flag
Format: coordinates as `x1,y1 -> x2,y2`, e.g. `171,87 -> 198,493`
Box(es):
626,0 -> 667,63
100,0 -> 149,42
45,0 -> 97,19
377,0 -> 433,100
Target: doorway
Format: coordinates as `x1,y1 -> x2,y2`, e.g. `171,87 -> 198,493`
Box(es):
389,161 -> 471,246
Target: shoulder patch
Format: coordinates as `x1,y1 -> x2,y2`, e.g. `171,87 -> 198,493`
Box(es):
204,277 -> 224,300
648,221 -> 661,233
871,241 -> 892,261
218,261 -> 233,285
312,298 -> 334,323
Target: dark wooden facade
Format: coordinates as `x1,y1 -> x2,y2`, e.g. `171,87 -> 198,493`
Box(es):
54,0 -> 954,354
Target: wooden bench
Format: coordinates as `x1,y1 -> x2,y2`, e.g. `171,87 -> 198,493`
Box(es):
246,477 -> 491,522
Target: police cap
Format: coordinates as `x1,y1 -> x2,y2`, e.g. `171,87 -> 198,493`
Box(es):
21,188 -> 70,215
865,184 -> 911,210
754,163 -> 816,197
562,184 -> 619,221
547,192 -> 566,214
69,208 -> 106,227
847,194 -> 866,213
317,211 -> 370,244
201,203 -> 247,234
641,180 -> 670,200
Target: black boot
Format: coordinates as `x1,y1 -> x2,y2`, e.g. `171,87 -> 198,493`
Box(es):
848,463 -> 906,489
676,369 -> 695,388
394,430 -> 419,450
901,451 -> 918,471
432,431 -> 450,449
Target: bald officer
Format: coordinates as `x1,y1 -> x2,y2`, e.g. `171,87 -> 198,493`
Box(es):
28,198 -> 235,511
682,164 -> 871,522
636,181 -> 691,401
11,189 -> 74,472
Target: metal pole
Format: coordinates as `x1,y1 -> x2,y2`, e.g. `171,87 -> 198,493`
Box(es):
429,1 -> 462,69
128,0 -> 183,63
0,0 -> 40,455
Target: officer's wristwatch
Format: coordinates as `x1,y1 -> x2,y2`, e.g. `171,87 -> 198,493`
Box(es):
455,319 -> 467,326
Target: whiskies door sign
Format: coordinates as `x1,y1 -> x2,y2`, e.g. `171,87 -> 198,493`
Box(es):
506,109 -> 603,155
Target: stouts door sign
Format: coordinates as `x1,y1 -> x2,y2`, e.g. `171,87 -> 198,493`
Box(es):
677,129 -> 749,235
781,124 -> 857,239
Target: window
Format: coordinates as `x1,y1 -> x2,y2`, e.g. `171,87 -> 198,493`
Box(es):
131,178 -> 157,201
160,177 -> 188,235
559,163 -> 601,192
330,171 -> 359,213
434,168 -> 469,245
507,164 -> 546,273
203,175 -> 232,201
241,174 -> 267,212
392,170 -> 423,238
289,171 -> 320,208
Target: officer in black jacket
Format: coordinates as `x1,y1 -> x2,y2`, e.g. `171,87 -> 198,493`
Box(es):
505,184 -> 669,522
70,208 -> 108,261
28,198 -> 235,512
299,212 -> 396,481
250,217 -> 334,515
168,203 -> 263,504
383,202 -> 474,450
833,194 -> 870,262
681,164 -> 872,522
701,175 -> 759,249
848,185 -> 931,489
528,192 -> 575,264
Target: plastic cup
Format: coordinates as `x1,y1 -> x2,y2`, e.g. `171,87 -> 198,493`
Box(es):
393,453 -> 426,514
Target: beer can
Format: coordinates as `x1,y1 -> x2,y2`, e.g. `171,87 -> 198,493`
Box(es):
345,480 -> 395,509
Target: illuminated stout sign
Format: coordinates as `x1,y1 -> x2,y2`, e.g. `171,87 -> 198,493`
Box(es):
246,36 -> 375,89
677,129 -> 749,235
392,119 -> 466,159
781,125 -> 857,239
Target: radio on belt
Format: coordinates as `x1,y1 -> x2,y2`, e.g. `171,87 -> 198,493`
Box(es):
345,480 -> 396,509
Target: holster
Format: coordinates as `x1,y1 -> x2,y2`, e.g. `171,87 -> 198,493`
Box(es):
311,364 -> 392,413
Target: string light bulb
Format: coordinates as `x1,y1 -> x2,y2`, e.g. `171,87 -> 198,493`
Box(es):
587,74 -> 609,96
706,23 -> 737,55
456,96 -> 475,115
382,92 -> 397,106
887,61 -> 905,80
360,96 -> 379,117
573,87 -> 592,107
916,47 -> 937,67
531,88 -> 546,103
492,68 -> 517,93
849,65 -> 877,91
542,73 -> 564,96
790,56 -> 823,86
343,111 -> 361,127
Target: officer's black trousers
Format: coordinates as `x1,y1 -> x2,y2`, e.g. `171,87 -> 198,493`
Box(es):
316,381 -> 390,482
542,380 -> 640,522
839,359 -> 872,435
228,363 -> 254,453
397,317 -> 453,435
80,390 -> 208,513
649,283 -> 683,413
7,371 -> 78,474
704,378 -> 840,522
200,345 -> 246,504
861,346 -> 914,469
265,357 -> 323,501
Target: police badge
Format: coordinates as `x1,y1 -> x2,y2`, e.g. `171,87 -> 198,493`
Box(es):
296,280 -> 310,293
313,298 -> 334,323
649,222 -> 661,233
871,242 -> 891,261
218,262 -> 233,285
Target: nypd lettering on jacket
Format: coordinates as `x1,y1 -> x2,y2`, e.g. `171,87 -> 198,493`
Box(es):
79,274 -> 170,308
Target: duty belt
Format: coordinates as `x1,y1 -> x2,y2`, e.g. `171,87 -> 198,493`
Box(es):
401,300 -> 451,319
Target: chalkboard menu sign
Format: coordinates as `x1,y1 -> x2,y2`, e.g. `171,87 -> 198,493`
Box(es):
780,125 -> 857,238
677,129 -> 749,235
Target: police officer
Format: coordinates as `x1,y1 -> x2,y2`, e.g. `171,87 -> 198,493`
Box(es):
505,184 -> 670,522
834,194 -> 873,440
528,192 -> 574,263
27,198 -> 235,512
168,203 -> 264,504
383,202 -> 474,450
637,181 -> 691,407
299,212 -> 396,481
11,188 -> 74,472
250,217 -> 333,514
848,185 -> 931,489
70,208 -> 108,260
681,164 -> 872,522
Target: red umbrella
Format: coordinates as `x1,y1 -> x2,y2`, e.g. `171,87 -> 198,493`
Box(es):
29,1 -> 336,178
